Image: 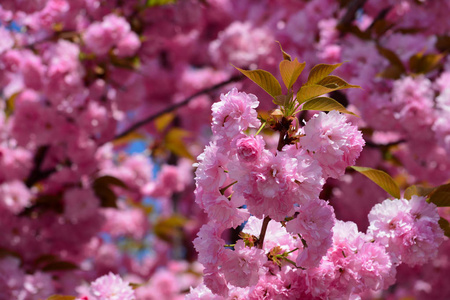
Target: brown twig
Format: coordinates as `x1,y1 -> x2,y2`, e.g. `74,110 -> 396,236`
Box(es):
257,216 -> 271,249
25,146 -> 50,188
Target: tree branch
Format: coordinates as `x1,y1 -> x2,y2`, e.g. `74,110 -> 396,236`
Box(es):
112,74 -> 243,141
338,0 -> 368,28
25,146 -> 50,188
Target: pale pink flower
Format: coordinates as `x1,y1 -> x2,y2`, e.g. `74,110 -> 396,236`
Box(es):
307,221 -> 396,299
236,135 -> 265,163
186,283 -> 223,300
243,216 -> 296,252
300,110 -> 365,179
230,148 -> 323,221
368,196 -> 445,266
193,223 -> 226,268
209,21 -> 273,67
90,272 -> 135,300
211,88 -> 260,141
221,240 -> 267,287
203,269 -> 229,298
286,199 -> 335,268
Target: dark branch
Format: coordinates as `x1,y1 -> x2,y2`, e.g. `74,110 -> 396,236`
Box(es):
365,139 -> 406,148
25,146 -> 50,188
338,0 -> 368,28
112,74 -> 243,141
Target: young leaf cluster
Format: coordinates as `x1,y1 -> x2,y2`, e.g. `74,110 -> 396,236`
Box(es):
234,43 -> 360,119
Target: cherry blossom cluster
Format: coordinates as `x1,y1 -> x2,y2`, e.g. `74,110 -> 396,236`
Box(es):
189,88 -> 445,299
0,0 -> 449,298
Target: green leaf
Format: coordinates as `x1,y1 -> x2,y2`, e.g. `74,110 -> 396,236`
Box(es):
297,85 -> 334,103
273,95 -> 290,106
46,296 -> 76,300
317,75 -> 360,89
112,131 -> 146,147
377,65 -> 405,80
5,92 -> 19,118
153,214 -> 188,242
165,128 -> 194,160
438,218 -> 450,238
110,55 -> 141,70
276,41 -> 291,61
409,53 -> 444,75
428,183 -> 450,207
297,76 -> 360,103
279,58 -> 306,89
146,0 -> 177,7
301,97 -> 358,116
305,63 -> 343,86
130,282 -> 145,290
377,46 -> 405,72
155,113 -> 175,132
403,185 -> 436,200
234,67 -> 282,97
351,166 -> 401,199
42,261 -> 78,272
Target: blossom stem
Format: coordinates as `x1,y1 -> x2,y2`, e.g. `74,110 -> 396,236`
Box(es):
255,121 -> 266,136
258,124 -> 288,249
257,216 -> 271,249
277,128 -> 287,152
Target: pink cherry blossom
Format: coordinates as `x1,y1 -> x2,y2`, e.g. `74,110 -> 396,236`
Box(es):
90,272 -> 135,300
